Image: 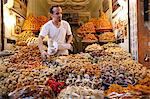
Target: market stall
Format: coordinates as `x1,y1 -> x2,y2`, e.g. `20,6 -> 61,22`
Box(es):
0,0 -> 150,98
0,43 -> 150,98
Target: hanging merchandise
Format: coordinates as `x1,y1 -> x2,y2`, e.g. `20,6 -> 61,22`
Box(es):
111,0 -> 129,52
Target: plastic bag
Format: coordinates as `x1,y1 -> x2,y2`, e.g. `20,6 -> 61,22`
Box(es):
58,43 -> 72,51
47,40 -> 58,55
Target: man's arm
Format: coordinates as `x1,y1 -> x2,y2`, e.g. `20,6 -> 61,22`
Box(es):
66,34 -> 73,44
38,35 -> 44,52
38,35 -> 48,58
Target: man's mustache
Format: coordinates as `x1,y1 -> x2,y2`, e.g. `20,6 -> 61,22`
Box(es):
58,17 -> 62,22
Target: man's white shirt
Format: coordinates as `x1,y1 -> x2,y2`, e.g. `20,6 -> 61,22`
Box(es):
39,20 -> 72,55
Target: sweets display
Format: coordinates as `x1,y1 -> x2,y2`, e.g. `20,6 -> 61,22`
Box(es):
0,43 -> 149,98
95,12 -> 112,30
88,12 -> 112,30
85,43 -> 103,52
22,15 -> 48,31
76,12 -> 115,43
82,34 -> 98,42
98,32 -> 116,42
26,37 -> 38,46
77,22 -> 96,35
8,85 -> 55,99
16,31 -> 35,46
57,86 -> 104,99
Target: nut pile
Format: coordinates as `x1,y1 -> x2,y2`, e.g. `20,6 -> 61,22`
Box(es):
58,86 -> 104,99
2,46 -> 42,69
0,66 -> 53,95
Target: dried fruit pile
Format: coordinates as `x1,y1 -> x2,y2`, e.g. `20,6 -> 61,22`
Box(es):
0,43 -> 149,98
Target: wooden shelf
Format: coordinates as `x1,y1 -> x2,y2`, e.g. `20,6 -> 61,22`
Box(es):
99,38 -> 124,44
11,0 -> 27,18
96,28 -> 113,32
81,40 -> 98,43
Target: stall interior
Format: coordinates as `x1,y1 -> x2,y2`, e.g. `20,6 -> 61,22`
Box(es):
3,0 -> 129,53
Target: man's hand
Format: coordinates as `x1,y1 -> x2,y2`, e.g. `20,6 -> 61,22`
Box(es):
41,50 -> 49,59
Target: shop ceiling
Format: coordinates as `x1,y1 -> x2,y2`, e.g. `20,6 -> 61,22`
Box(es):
27,0 -> 102,17
36,0 -> 101,12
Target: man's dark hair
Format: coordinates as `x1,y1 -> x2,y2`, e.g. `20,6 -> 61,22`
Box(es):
50,5 -> 61,14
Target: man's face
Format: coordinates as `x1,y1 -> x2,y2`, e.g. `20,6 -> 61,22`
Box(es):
52,7 -> 62,22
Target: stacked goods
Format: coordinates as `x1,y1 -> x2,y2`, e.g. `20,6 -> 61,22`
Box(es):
58,86 -> 104,99
76,22 -> 96,37
0,43 -> 149,98
50,54 -> 102,89
104,84 -> 142,99
76,12 -> 115,43
95,12 -> 112,30
22,15 -> 48,31
85,43 -> 146,87
98,32 -> 116,42
53,54 -> 91,66
85,43 -> 103,52
88,12 -> 112,31
0,46 -> 55,96
2,46 -> 42,69
22,15 -> 40,31
82,34 -> 98,42
100,62 -> 137,87
46,78 -> 65,94
37,16 -> 48,26
0,64 -> 9,95
105,76 -> 150,99
52,54 -> 101,78
122,60 -> 147,80
134,75 -> 150,94
96,13 -> 115,42
64,73 -> 103,89
8,85 -> 55,99
102,42 -> 119,49
93,50 -> 132,63
104,45 -> 125,53
26,37 -> 38,46
17,15 -> 48,46
89,18 -> 97,24
77,22 -> 96,33
106,72 -> 150,96
53,63 -> 102,88
88,43 -> 131,62
0,66 -> 54,96
16,31 -> 35,46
